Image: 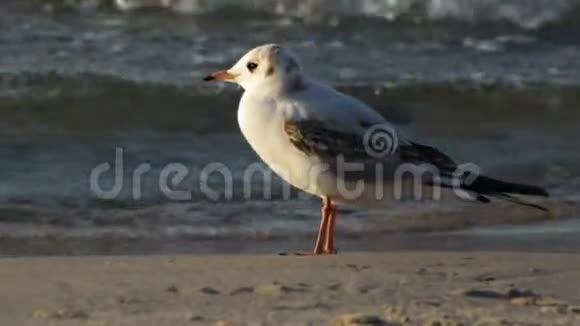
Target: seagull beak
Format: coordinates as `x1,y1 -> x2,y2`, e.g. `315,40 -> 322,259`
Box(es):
203,70 -> 236,82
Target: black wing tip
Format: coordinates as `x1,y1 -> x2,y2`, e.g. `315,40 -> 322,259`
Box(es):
476,194 -> 491,203
203,75 -> 215,81
514,185 -> 550,198
493,193 -> 550,212
469,176 -> 550,198
537,188 -> 550,197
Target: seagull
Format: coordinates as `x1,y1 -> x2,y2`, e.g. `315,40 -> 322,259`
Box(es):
204,44 -> 549,255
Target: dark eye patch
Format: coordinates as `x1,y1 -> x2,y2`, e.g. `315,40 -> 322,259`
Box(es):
246,62 -> 258,72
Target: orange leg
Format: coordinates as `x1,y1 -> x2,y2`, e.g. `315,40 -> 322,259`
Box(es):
288,197 -> 336,256
324,202 -> 337,254
313,197 -> 332,254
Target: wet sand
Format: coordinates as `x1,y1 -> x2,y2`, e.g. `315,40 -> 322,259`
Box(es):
2,252 -> 580,325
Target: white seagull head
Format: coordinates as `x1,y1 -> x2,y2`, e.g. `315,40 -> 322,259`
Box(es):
204,44 -> 303,94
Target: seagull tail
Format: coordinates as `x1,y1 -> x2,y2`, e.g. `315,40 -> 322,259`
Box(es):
466,176 -> 549,197
464,176 -> 549,211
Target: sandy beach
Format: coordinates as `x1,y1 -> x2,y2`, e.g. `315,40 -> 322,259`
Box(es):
1,2 -> 580,326
1,252 -> 578,325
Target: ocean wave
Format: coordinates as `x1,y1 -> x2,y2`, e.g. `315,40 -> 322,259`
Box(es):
1,71 -> 579,135
25,0 -> 580,30
0,198 -> 567,252
0,71 -> 240,133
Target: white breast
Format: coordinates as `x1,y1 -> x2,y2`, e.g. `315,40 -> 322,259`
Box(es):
237,92 -> 328,197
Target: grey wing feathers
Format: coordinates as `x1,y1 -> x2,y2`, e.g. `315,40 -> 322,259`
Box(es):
284,119 -> 458,175
284,120 -> 370,160
398,141 -> 458,176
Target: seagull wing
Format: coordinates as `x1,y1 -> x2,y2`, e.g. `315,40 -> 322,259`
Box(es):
282,80 -> 403,163
284,118 -> 390,160
281,79 -> 548,209
282,80 -> 464,184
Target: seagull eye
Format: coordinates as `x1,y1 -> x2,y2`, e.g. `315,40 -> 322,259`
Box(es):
246,62 -> 258,72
